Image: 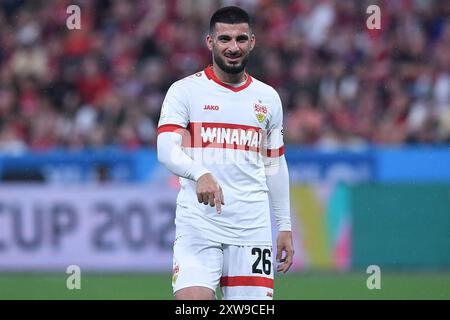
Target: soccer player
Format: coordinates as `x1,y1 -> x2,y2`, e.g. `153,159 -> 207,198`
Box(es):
157,6 -> 293,300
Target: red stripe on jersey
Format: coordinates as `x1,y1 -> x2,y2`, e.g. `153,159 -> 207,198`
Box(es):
157,124 -> 186,135
186,122 -> 262,153
182,122 -> 284,157
189,122 -> 261,131
204,65 -> 253,92
266,145 -> 285,157
220,276 -> 274,289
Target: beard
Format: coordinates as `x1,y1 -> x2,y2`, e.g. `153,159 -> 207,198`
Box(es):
213,50 -> 250,75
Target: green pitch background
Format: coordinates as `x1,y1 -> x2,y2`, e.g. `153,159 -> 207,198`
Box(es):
0,272 -> 449,300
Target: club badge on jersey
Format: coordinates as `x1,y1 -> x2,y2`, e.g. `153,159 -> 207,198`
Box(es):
254,101 -> 268,124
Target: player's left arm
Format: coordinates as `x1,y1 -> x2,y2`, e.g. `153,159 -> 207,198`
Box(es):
266,156 -> 294,273
264,92 -> 294,273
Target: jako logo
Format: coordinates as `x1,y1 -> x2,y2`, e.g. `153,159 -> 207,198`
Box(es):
204,105 -> 220,111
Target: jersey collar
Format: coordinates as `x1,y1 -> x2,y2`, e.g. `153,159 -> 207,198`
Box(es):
204,65 -> 253,92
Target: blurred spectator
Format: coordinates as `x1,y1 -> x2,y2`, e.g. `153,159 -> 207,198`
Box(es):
0,0 -> 449,153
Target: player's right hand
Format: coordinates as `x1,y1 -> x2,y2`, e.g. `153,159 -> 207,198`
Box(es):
196,173 -> 225,214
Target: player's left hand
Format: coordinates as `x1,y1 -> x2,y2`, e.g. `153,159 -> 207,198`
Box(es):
276,231 -> 294,273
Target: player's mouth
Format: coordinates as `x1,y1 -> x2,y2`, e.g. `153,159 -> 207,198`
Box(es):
225,54 -> 241,63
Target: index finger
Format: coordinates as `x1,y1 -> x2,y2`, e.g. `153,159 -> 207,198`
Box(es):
214,191 -> 221,214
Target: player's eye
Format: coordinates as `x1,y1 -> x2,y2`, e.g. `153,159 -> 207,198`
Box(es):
237,36 -> 249,42
218,36 -> 231,42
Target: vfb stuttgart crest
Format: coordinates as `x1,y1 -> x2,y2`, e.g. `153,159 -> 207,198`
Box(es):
254,101 -> 267,123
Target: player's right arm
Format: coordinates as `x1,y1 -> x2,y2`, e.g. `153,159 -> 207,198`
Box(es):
157,82 -> 224,213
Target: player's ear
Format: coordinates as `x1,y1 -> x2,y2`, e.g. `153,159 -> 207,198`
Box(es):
206,34 -> 213,51
250,34 -> 255,51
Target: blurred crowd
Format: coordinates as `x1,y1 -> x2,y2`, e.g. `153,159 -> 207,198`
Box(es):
0,0 -> 449,153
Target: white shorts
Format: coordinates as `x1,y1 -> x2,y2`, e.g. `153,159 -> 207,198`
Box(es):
172,234 -> 274,300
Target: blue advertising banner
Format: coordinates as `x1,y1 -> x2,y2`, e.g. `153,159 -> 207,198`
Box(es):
0,148 -> 159,183
285,146 -> 375,184
1,146 -> 449,184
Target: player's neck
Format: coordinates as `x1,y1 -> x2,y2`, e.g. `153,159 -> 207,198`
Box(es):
212,64 -> 247,84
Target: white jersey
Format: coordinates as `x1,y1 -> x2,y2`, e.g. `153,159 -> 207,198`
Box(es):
158,66 -> 285,246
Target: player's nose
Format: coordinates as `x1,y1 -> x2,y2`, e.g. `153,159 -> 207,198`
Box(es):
228,40 -> 239,51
